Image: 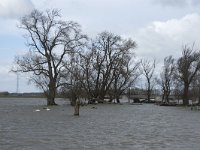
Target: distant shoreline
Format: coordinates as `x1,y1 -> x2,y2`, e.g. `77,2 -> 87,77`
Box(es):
0,92 -> 64,99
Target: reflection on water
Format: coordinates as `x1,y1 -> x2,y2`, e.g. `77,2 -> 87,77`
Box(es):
0,98 -> 200,150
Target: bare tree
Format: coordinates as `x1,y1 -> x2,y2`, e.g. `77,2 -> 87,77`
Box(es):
111,58 -> 140,103
85,32 -> 137,102
89,32 -> 125,101
157,56 -> 175,103
141,59 -> 156,102
64,31 -> 137,103
174,45 -> 200,105
13,9 -> 86,105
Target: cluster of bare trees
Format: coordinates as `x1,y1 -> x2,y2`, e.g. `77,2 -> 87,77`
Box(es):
13,9 -> 200,106
158,45 -> 200,105
13,9 -> 140,105
82,32 -> 139,103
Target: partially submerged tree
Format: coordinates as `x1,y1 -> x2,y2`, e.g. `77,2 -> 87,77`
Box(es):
13,9 -> 86,105
174,45 -> 200,105
141,59 -> 156,102
157,56 -> 175,103
80,32 -> 138,102
110,56 -> 140,103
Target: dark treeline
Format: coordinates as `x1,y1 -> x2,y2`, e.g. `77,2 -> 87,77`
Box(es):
12,9 -> 200,106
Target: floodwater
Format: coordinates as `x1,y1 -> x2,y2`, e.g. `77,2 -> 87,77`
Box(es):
0,98 -> 200,150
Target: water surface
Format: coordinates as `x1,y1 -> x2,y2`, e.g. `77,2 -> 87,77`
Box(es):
0,98 -> 200,150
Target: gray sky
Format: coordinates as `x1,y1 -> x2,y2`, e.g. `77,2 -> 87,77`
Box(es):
1,0 -> 200,92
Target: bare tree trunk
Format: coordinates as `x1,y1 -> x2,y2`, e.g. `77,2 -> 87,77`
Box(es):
47,97 -> 57,105
147,82 -> 151,102
47,81 -> 57,105
74,99 -> 80,116
162,90 -> 165,102
116,96 -> 120,103
183,84 -> 189,105
166,91 -> 170,103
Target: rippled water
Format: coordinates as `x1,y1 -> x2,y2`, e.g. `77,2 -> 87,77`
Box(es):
0,98 -> 200,150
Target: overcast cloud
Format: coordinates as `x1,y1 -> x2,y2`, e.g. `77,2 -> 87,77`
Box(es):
135,13 -> 200,62
153,0 -> 200,7
0,0 -> 34,19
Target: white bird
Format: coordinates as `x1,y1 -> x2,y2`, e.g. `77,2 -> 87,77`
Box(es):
46,108 -> 50,111
35,109 -> 41,112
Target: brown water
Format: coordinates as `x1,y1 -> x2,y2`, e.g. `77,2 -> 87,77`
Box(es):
0,98 -> 200,150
